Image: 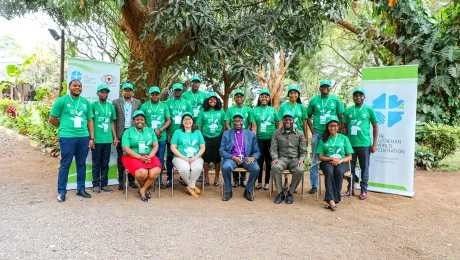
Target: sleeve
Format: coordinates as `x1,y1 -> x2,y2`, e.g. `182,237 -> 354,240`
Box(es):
270,130 -> 279,159
369,107 -> 378,124
196,111 -> 204,127
121,128 -> 130,148
278,104 -> 284,120
249,108 -> 255,123
110,105 -> 117,120
86,100 -> 94,119
220,110 -> 226,126
49,98 -> 63,117
301,104 -> 308,120
306,98 -> 314,116
336,98 -> 345,114
140,103 -> 147,113
164,103 -> 171,118
316,139 -> 325,155
342,108 -> 349,124
343,135 -> 354,155
219,131 -> 233,159
151,128 -> 158,143
171,130 -> 179,145
298,132 -> 308,161
273,108 -> 280,124
197,131 -> 206,144
224,108 -> 231,122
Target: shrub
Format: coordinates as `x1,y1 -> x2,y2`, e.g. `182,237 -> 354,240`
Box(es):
414,143 -> 435,171
0,99 -> 18,114
419,123 -> 460,168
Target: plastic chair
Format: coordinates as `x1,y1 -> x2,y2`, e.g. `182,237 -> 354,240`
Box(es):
269,169 -> 305,200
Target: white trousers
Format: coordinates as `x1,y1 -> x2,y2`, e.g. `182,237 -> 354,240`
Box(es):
172,157 -> 203,189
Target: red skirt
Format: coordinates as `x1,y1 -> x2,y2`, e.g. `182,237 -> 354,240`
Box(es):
122,155 -> 161,176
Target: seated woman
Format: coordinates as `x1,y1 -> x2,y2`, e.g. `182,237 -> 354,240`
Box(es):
170,112 -> 206,198
317,115 -> 353,211
122,110 -> 162,202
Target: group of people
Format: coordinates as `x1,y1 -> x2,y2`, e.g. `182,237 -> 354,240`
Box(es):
50,76 -> 378,211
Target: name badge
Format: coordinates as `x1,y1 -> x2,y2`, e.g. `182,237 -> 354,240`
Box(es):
193,108 -> 200,117
260,122 -> 267,132
152,120 -> 160,129
174,115 -> 181,124
73,116 -> 82,128
351,125 -> 359,135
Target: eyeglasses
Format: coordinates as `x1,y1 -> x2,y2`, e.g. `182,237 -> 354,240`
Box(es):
183,118 -> 193,122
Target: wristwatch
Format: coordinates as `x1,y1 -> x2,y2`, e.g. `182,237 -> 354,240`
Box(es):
90,138 -> 94,141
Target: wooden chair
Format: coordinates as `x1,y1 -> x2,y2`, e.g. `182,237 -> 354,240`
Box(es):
269,169 -> 305,200
123,169 -> 161,200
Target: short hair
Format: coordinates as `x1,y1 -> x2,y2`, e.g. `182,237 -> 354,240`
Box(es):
68,79 -> 81,87
202,97 -> 223,111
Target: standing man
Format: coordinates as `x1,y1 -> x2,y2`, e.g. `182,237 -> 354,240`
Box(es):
112,82 -> 142,191
91,84 -> 117,194
271,111 -> 308,204
49,79 -> 95,202
165,83 -> 193,187
182,76 -> 207,121
306,79 -> 344,194
342,88 -> 378,200
140,86 -> 171,189
224,89 -> 256,188
220,113 -> 260,201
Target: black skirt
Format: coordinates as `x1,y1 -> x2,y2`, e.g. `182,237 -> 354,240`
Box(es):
202,135 -> 222,163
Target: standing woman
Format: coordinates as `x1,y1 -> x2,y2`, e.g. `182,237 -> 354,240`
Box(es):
253,89 -> 280,190
171,112 -> 206,197
197,92 -> 225,187
121,110 -> 162,202
316,115 -> 353,211
278,85 -> 309,189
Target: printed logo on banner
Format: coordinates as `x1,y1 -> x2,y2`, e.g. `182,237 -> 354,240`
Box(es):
372,93 -> 404,128
71,70 -> 83,81
101,74 -> 117,84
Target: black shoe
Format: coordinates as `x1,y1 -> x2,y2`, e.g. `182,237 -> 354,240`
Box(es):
101,186 -> 113,193
222,192 -> 232,201
274,192 -> 285,204
243,190 -> 254,201
165,180 -> 172,188
308,187 -> 317,194
76,190 -> 91,198
160,183 -> 166,189
118,185 -> 124,191
232,181 -> 239,187
146,191 -> 152,199
241,180 -> 247,188
56,193 -> 66,202
129,182 -> 139,189
285,192 -> 294,204
197,175 -> 203,182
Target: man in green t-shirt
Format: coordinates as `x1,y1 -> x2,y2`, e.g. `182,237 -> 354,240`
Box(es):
165,83 -> 193,188
49,79 -> 95,202
140,86 -> 171,189
224,89 -> 256,187
342,88 -> 378,200
182,76 -> 207,121
306,79 -> 344,194
91,84 -> 117,194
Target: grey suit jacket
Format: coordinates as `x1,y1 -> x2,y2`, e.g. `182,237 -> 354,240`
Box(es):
112,97 -> 142,138
220,128 -> 261,160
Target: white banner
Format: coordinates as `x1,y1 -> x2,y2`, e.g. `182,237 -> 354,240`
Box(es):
66,58 -> 121,189
362,65 -> 418,197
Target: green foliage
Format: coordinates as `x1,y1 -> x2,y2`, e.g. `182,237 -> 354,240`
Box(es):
34,88 -> 51,101
414,143 -> 435,171
0,99 -> 18,113
423,123 -> 460,165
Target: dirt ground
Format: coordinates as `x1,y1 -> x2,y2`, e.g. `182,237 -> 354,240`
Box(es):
1,130 -> 459,259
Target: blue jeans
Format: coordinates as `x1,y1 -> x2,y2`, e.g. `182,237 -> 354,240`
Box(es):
310,132 -> 323,187
156,141 -> 167,183
58,136 -> 90,194
348,146 -> 371,193
91,143 -> 111,187
222,158 -> 260,193
166,139 -> 174,181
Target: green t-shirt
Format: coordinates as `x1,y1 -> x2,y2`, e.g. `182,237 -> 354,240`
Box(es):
316,133 -> 354,159
121,127 -> 158,155
181,90 -> 207,119
342,104 -> 377,147
92,101 -> 116,144
224,105 -> 255,129
170,129 -> 206,158
50,95 -> 94,138
140,101 -> 171,142
278,101 -> 308,134
307,94 -> 344,134
196,108 -> 225,138
165,98 -> 193,136
253,105 -> 280,140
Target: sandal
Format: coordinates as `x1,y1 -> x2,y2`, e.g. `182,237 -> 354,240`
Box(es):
324,204 -> 331,209
263,184 -> 269,190
205,182 -> 210,187
146,191 -> 152,199
213,182 -> 219,187
138,190 -> 148,202
256,184 -> 262,190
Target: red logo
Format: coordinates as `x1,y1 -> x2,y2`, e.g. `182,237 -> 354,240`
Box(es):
101,75 -> 117,84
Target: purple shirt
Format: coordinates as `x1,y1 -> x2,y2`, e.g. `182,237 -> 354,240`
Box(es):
231,130 -> 246,157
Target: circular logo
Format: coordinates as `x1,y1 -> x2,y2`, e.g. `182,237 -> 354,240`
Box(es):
67,104 -> 71,107
101,75 -> 117,84
95,111 -> 99,115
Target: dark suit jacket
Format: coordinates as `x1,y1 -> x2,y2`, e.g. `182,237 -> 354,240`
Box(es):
112,97 -> 142,138
220,128 -> 261,160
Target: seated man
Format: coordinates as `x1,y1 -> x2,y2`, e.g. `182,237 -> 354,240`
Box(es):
220,113 -> 261,201
270,111 -> 308,204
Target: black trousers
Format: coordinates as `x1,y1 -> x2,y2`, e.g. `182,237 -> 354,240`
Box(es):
320,162 -> 348,203
257,139 -> 272,184
92,143 -> 111,187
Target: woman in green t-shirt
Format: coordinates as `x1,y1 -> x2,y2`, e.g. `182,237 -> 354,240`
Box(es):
121,110 -> 162,202
171,112 -> 206,198
316,115 -> 353,211
196,92 -> 225,187
253,89 -> 279,190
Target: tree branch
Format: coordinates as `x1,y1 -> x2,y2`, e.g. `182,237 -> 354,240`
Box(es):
233,0 -> 269,8
321,43 -> 362,76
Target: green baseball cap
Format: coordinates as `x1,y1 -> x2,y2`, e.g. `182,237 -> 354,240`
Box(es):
287,85 -> 300,96
234,89 -> 245,97
190,76 -> 201,83
97,84 -> 110,93
326,115 -> 339,125
319,79 -> 331,88
122,82 -> 134,90
353,88 -> 365,95
283,110 -> 295,118
149,86 -> 161,94
207,92 -> 218,99
181,112 -> 193,120
172,83 -> 183,91
259,89 -> 270,96
233,113 -> 244,119
132,110 -> 145,119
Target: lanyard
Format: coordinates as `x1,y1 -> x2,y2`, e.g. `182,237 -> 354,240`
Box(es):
174,99 -> 183,113
234,131 -> 244,156
328,135 -> 338,147
123,99 -> 132,113
209,109 -> 216,122
353,105 -> 364,118
191,92 -> 199,105
97,102 -> 108,117
289,103 -> 298,113
321,96 -> 331,112
186,132 -> 192,146
260,106 -> 269,121
134,128 -> 144,141
68,95 -> 81,111
149,101 -> 160,115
